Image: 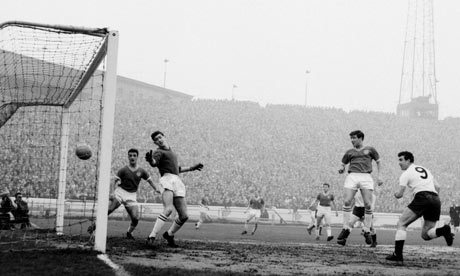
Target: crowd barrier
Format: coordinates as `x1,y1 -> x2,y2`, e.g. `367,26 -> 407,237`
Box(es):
19,198 -> 452,230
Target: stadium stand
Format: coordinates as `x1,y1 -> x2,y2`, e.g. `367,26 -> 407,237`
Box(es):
3,90 -> 460,214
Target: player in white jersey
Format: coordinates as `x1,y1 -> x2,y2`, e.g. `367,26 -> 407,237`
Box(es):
386,151 -> 454,263
337,192 -> 377,247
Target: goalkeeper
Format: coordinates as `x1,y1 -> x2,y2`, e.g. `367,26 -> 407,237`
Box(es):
145,130 -> 204,247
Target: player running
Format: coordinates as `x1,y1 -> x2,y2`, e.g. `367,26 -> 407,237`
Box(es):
386,151 -> 454,263
310,183 -> 338,241
306,197 -> 322,236
337,191 -> 377,247
145,131 -> 203,247
242,192 -> 265,235
88,148 -> 161,239
195,195 -> 212,230
337,130 -> 383,245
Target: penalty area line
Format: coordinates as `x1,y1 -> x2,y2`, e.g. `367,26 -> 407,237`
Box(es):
97,254 -> 132,276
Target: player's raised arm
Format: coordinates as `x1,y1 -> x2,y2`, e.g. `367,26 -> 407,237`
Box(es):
145,150 -> 157,167
338,163 -> 346,174
375,159 -> 383,186
179,163 -> 204,173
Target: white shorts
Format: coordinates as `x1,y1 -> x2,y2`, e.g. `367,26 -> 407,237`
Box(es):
199,206 -> 209,214
160,173 -> 186,197
344,173 -> 374,190
248,208 -> 261,219
114,187 -> 137,206
316,205 -> 331,219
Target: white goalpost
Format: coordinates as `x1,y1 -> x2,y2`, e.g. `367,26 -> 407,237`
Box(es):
0,21 -> 118,253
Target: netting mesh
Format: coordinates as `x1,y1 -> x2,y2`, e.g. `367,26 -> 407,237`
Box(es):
0,22 -> 109,249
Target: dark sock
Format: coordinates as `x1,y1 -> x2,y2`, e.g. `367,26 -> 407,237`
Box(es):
435,226 -> 446,237
372,234 -> 377,243
395,240 -> 405,256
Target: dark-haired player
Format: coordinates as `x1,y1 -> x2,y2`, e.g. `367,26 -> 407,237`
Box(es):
241,192 -> 265,235
311,183 -> 338,241
146,131 -> 203,247
337,130 -> 382,245
386,151 -> 454,263
88,148 -> 160,239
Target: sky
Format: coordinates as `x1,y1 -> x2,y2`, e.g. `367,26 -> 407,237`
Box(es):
4,0 -> 460,118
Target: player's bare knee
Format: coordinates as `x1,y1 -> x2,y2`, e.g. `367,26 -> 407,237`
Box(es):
163,206 -> 174,216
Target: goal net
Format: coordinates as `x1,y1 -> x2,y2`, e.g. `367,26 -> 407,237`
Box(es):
0,21 -> 117,252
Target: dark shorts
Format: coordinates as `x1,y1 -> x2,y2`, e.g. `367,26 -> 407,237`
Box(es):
407,191 -> 441,222
352,206 -> 365,219
451,217 -> 460,227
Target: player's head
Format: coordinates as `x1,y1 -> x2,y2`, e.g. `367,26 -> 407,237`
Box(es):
151,131 -> 167,148
322,182 -> 330,191
127,148 -> 139,164
398,151 -> 414,170
14,192 -> 22,199
349,130 -> 364,147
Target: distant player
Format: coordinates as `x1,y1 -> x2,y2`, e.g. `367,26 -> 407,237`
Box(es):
310,183 -> 338,241
386,151 -> 454,263
242,192 -> 265,235
195,195 -> 212,230
337,130 -> 383,245
337,191 -> 377,247
306,197 -> 320,235
88,148 -> 161,239
146,131 -> 203,247
449,201 -> 460,233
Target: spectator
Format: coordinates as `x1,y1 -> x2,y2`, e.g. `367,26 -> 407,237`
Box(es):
12,192 -> 30,229
0,187 -> 14,230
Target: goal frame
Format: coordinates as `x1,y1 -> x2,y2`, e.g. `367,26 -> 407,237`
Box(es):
0,21 -> 119,253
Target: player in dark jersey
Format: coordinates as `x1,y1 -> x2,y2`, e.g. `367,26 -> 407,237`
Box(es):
310,183 -> 338,241
449,201 -> 460,233
386,151 -> 454,263
145,131 -> 203,247
337,130 -> 383,245
88,148 -> 160,239
242,191 -> 265,235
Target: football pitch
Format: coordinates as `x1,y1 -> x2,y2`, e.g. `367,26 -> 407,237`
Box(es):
92,219 -> 460,275
2,219 -> 459,276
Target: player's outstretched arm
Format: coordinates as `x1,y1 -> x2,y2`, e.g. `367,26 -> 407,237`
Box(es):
179,163 -> 204,173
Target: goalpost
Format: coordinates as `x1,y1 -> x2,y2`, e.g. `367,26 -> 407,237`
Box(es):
0,21 -> 118,253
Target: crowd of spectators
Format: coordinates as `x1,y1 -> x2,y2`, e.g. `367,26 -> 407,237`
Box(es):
2,91 -> 460,215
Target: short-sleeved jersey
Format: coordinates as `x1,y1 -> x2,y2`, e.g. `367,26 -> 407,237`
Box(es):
152,148 -> 179,176
341,146 -> 380,173
116,166 -> 150,193
354,192 -> 376,209
249,197 -> 264,209
317,192 -> 334,207
399,163 -> 437,197
200,197 -> 210,206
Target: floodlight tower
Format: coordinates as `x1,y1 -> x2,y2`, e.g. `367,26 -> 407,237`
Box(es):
397,0 -> 438,119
